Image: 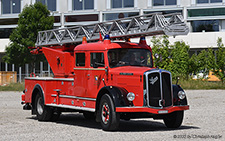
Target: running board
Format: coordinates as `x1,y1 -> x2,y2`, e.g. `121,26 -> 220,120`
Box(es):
46,104 -> 95,112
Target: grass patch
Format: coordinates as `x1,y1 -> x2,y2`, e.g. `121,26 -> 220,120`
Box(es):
0,83 -> 25,91
173,79 -> 225,89
0,80 -> 224,91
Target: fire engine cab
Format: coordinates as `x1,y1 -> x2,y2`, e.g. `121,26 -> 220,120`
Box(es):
21,13 -> 189,131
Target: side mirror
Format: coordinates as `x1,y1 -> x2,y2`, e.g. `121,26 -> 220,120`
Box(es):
105,67 -> 108,81
105,67 -> 108,75
154,53 -> 160,68
154,53 -> 159,59
176,77 -> 180,85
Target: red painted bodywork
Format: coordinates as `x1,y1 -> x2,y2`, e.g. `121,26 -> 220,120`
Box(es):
23,39 -> 189,114
116,106 -> 190,114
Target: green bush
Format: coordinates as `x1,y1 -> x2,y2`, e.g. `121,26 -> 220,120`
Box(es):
172,79 -> 225,89
151,36 -> 225,83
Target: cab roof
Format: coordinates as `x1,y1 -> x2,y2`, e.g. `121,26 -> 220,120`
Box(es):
74,40 -> 150,51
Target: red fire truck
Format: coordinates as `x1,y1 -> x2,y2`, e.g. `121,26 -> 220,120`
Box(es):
21,13 -> 189,131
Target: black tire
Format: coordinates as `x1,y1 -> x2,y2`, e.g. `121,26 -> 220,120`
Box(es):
163,111 -> 184,128
35,93 -> 52,121
99,94 -> 120,131
50,110 -> 61,122
83,112 -> 95,120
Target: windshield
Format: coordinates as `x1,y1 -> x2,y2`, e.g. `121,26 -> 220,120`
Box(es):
108,48 -> 153,68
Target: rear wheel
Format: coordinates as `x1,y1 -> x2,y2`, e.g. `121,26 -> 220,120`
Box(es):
35,93 -> 52,121
163,111 -> 184,128
99,94 -> 120,131
50,110 -> 61,121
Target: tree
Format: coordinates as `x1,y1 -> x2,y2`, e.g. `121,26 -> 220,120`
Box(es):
188,53 -> 198,77
208,48 -> 216,71
151,35 -> 172,70
209,38 -> 225,83
151,36 -> 190,79
196,49 -> 211,78
169,41 -> 190,79
3,2 -> 54,67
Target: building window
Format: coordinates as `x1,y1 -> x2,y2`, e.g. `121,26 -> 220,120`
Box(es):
0,18 -> 19,25
191,20 -> 219,32
73,0 -> 94,10
36,0 -> 56,11
103,12 -> 139,21
196,0 -> 222,3
111,0 -> 134,8
188,8 -> 225,17
1,0 -> 21,14
0,28 -> 13,38
144,10 -> 182,15
153,0 -> 176,6
65,14 -> 98,22
54,16 -> 60,23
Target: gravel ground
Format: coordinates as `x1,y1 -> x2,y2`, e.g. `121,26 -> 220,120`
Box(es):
0,90 -> 224,141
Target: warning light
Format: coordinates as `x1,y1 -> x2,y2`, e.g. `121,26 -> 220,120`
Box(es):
140,37 -> 146,40
126,38 -> 131,42
82,36 -> 87,41
139,36 -> 147,45
82,36 -> 87,44
104,34 -> 111,44
104,34 -> 110,40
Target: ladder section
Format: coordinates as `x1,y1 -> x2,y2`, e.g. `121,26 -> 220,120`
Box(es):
36,13 -> 189,47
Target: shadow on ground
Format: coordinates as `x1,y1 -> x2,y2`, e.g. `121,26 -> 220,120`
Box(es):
28,113 -> 199,132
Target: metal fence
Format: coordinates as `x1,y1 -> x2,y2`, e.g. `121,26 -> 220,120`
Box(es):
0,61 -> 53,84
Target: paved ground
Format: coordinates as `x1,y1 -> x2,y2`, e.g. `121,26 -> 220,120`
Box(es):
0,90 -> 224,141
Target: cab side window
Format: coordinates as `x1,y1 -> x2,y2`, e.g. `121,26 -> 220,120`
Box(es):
90,53 -> 105,68
76,53 -> 85,66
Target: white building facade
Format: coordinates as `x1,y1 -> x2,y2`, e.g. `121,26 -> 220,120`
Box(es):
0,0 -> 225,73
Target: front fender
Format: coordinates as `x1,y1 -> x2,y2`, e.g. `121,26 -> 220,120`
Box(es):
172,85 -> 188,106
95,86 -> 130,122
32,84 -> 45,104
97,86 -> 130,108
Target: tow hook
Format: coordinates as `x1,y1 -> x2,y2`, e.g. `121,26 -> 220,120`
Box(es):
23,103 -> 32,110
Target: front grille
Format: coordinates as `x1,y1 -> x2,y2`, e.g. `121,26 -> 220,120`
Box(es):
162,73 -> 172,107
148,72 -> 161,107
145,70 -> 172,108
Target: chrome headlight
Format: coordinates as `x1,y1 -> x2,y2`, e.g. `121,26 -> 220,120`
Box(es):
127,92 -> 135,102
178,91 -> 186,100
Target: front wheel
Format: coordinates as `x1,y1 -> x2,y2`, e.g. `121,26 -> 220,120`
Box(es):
163,111 -> 184,128
99,94 -> 120,131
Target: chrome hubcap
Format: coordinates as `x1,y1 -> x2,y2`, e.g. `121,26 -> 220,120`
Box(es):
101,103 -> 110,124
37,97 -> 43,115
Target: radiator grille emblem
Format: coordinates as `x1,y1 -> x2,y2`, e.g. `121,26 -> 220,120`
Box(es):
149,76 -> 158,85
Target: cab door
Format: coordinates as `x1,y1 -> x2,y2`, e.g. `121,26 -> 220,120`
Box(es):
86,52 -> 106,98
73,52 -> 88,97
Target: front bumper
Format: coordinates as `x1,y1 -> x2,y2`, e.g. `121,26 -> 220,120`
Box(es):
21,94 -> 25,102
116,105 -> 189,114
